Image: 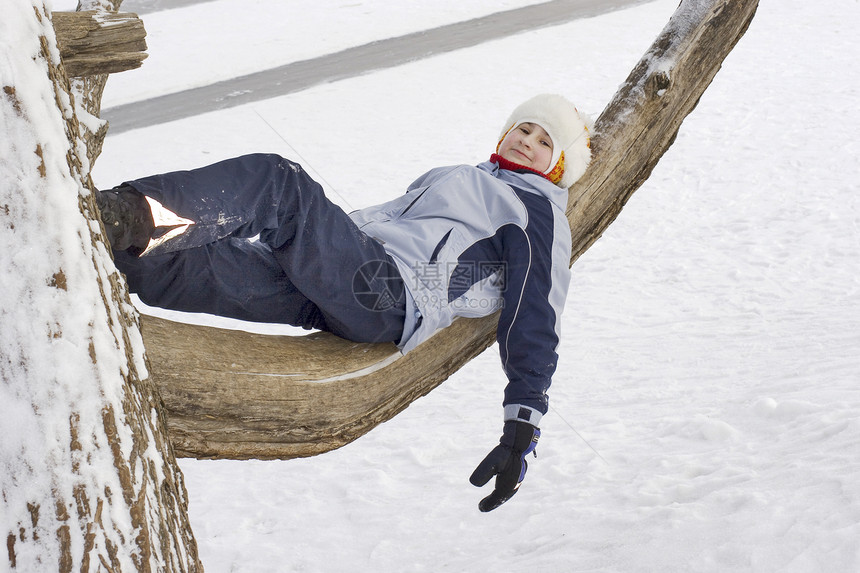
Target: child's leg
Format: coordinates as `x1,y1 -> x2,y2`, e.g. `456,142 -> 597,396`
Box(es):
114,237 -> 327,330
120,153 -> 405,343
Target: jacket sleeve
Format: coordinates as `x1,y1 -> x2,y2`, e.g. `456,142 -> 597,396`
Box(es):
496,191 -> 571,427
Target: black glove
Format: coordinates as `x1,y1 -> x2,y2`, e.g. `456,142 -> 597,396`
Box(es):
469,420 -> 540,512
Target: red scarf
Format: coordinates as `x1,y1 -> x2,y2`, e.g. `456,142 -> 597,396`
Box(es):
489,153 -> 552,183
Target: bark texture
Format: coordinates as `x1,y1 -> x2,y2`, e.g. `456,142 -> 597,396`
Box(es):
53,11 -> 147,77
140,0 -> 760,460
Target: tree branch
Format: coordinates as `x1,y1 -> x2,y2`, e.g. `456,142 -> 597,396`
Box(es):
53,11 -> 147,77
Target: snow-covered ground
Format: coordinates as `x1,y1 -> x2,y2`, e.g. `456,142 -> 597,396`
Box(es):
44,0 -> 860,570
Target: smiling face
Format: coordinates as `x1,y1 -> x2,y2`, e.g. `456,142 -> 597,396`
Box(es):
497,122 -> 554,173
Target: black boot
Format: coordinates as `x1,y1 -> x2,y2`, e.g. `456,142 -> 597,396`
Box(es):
96,185 -> 155,252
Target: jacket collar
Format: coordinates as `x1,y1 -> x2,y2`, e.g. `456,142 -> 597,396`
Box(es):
478,156 -> 569,212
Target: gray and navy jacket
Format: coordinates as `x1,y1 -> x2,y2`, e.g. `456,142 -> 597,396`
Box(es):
349,156 -> 572,426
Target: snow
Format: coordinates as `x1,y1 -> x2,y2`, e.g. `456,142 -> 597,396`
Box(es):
7,0 -> 860,570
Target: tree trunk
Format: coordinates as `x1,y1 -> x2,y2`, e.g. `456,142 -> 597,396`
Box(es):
53,11 -> 147,78
1,3 -> 201,570
139,0 -> 760,460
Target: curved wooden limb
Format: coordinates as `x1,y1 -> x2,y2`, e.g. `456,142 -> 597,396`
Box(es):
143,313 -> 497,459
142,0 -> 760,460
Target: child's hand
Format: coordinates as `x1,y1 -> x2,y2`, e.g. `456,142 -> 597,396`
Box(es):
469,421 -> 540,512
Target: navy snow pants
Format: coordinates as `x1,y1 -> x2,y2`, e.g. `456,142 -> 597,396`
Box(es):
113,153 -> 406,343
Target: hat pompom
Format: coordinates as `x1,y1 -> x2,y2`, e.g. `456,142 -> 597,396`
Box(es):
499,94 -> 593,188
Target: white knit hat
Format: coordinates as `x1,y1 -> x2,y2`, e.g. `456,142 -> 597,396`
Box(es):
497,94 -> 593,188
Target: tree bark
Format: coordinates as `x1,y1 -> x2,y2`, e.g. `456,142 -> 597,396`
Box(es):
53,11 -> 147,78
1,3 -> 200,570
139,0 -> 760,460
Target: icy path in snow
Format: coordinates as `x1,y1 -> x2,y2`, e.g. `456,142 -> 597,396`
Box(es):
100,0 -> 652,133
